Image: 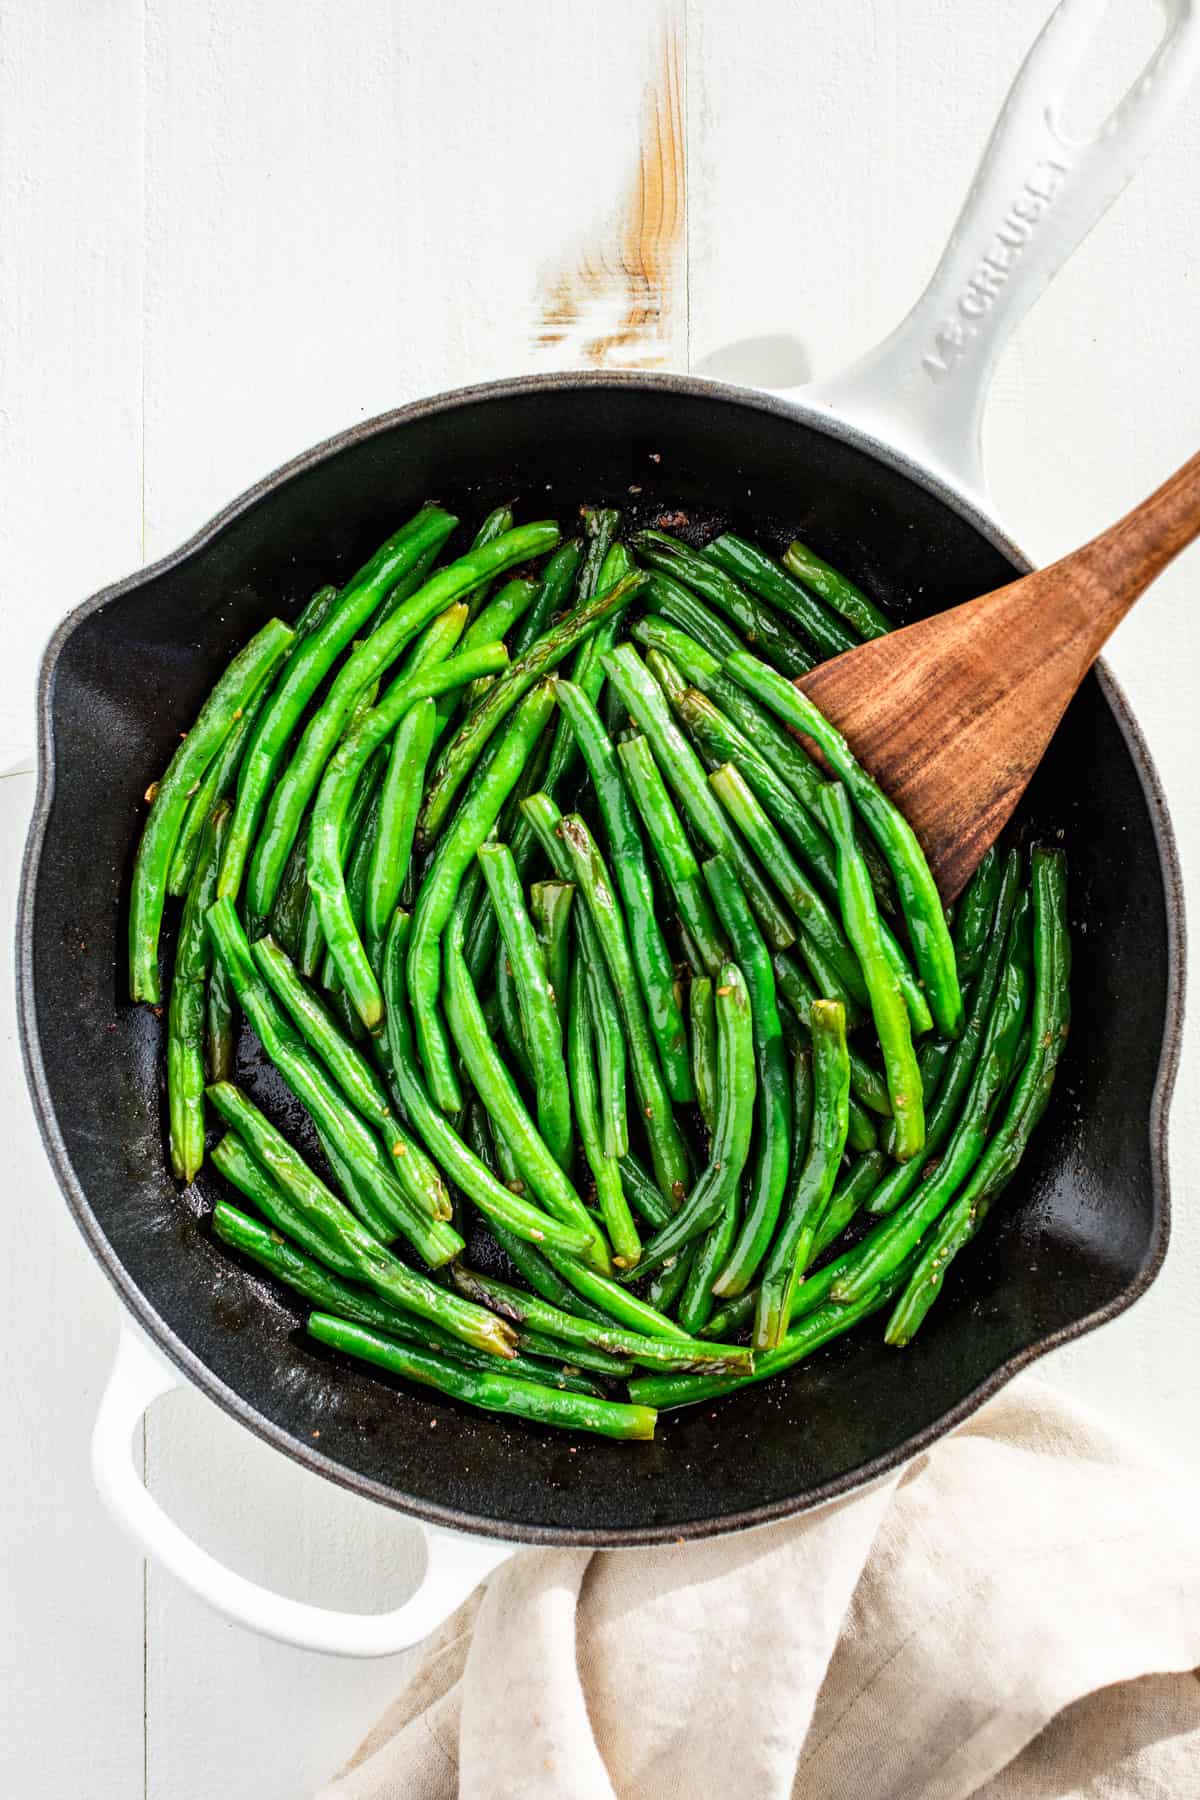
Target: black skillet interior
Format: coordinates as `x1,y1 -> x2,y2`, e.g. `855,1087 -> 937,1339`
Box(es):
20,376 -> 1180,1544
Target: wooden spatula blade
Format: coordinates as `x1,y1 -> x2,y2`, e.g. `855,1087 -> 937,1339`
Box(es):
796,583 -> 1075,903
792,448 -> 1200,903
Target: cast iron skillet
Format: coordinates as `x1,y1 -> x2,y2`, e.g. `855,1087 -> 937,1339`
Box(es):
17,371 -> 1185,1544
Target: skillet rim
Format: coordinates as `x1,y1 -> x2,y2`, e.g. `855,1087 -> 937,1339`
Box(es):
15,369 -> 1186,1546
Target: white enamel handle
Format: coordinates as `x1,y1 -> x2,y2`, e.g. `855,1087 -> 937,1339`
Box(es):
92,1325 -> 518,1656
804,0 -> 1200,501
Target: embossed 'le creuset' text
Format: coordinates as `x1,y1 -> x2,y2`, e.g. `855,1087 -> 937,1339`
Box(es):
923,155 -> 1071,380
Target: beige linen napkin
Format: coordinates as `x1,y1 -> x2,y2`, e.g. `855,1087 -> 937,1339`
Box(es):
320,1380 -> 1200,1799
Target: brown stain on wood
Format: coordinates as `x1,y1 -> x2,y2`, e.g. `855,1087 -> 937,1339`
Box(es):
535,27 -> 685,368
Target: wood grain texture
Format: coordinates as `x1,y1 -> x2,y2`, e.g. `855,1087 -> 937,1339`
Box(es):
1,3 -> 1199,1797
800,450 -> 1200,899
535,14 -> 687,367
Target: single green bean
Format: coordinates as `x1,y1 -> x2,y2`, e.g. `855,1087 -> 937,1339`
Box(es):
205,955 -> 236,1083
821,783 -> 925,1160
463,726 -> 555,979
646,1248 -> 696,1313
689,977 -> 717,1134
643,645 -> 688,706
530,881 -> 574,1018
677,1201 -> 736,1334
479,842 -> 573,1169
518,1333 -> 631,1381
617,1151 -> 674,1231
891,849 -> 1004,1150
519,792 -> 629,1156
129,618 -> 294,1001
270,829 -> 313,958
309,1312 -> 655,1440
322,775 -> 384,987
815,1149 -> 890,1256
364,697 -> 436,972
395,595 -> 468,696
576,507 -> 621,602
462,506 -> 515,613
755,999 -> 850,1347
782,537 -> 893,641
463,574 -> 536,648
537,1241 -> 695,1342
953,847 -> 1002,992
295,699 -> 383,976
167,801 -> 228,1179
495,945 -> 533,1085
616,734 -> 727,977
701,856 -> 792,1299
567,957 -> 641,1268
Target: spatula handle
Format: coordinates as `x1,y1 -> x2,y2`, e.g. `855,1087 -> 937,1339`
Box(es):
1059,448 -> 1200,657
808,0 -> 1200,502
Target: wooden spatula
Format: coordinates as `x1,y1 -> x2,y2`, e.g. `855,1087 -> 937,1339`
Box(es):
797,450 -> 1200,903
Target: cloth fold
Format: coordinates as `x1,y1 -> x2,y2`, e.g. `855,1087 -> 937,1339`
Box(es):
320,1380 -> 1200,1799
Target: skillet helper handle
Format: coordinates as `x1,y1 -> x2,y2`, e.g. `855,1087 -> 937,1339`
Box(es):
92,1324 -> 518,1657
806,0 -> 1200,500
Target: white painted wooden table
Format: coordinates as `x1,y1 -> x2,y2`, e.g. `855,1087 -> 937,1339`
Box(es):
2,3 -> 1197,1794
